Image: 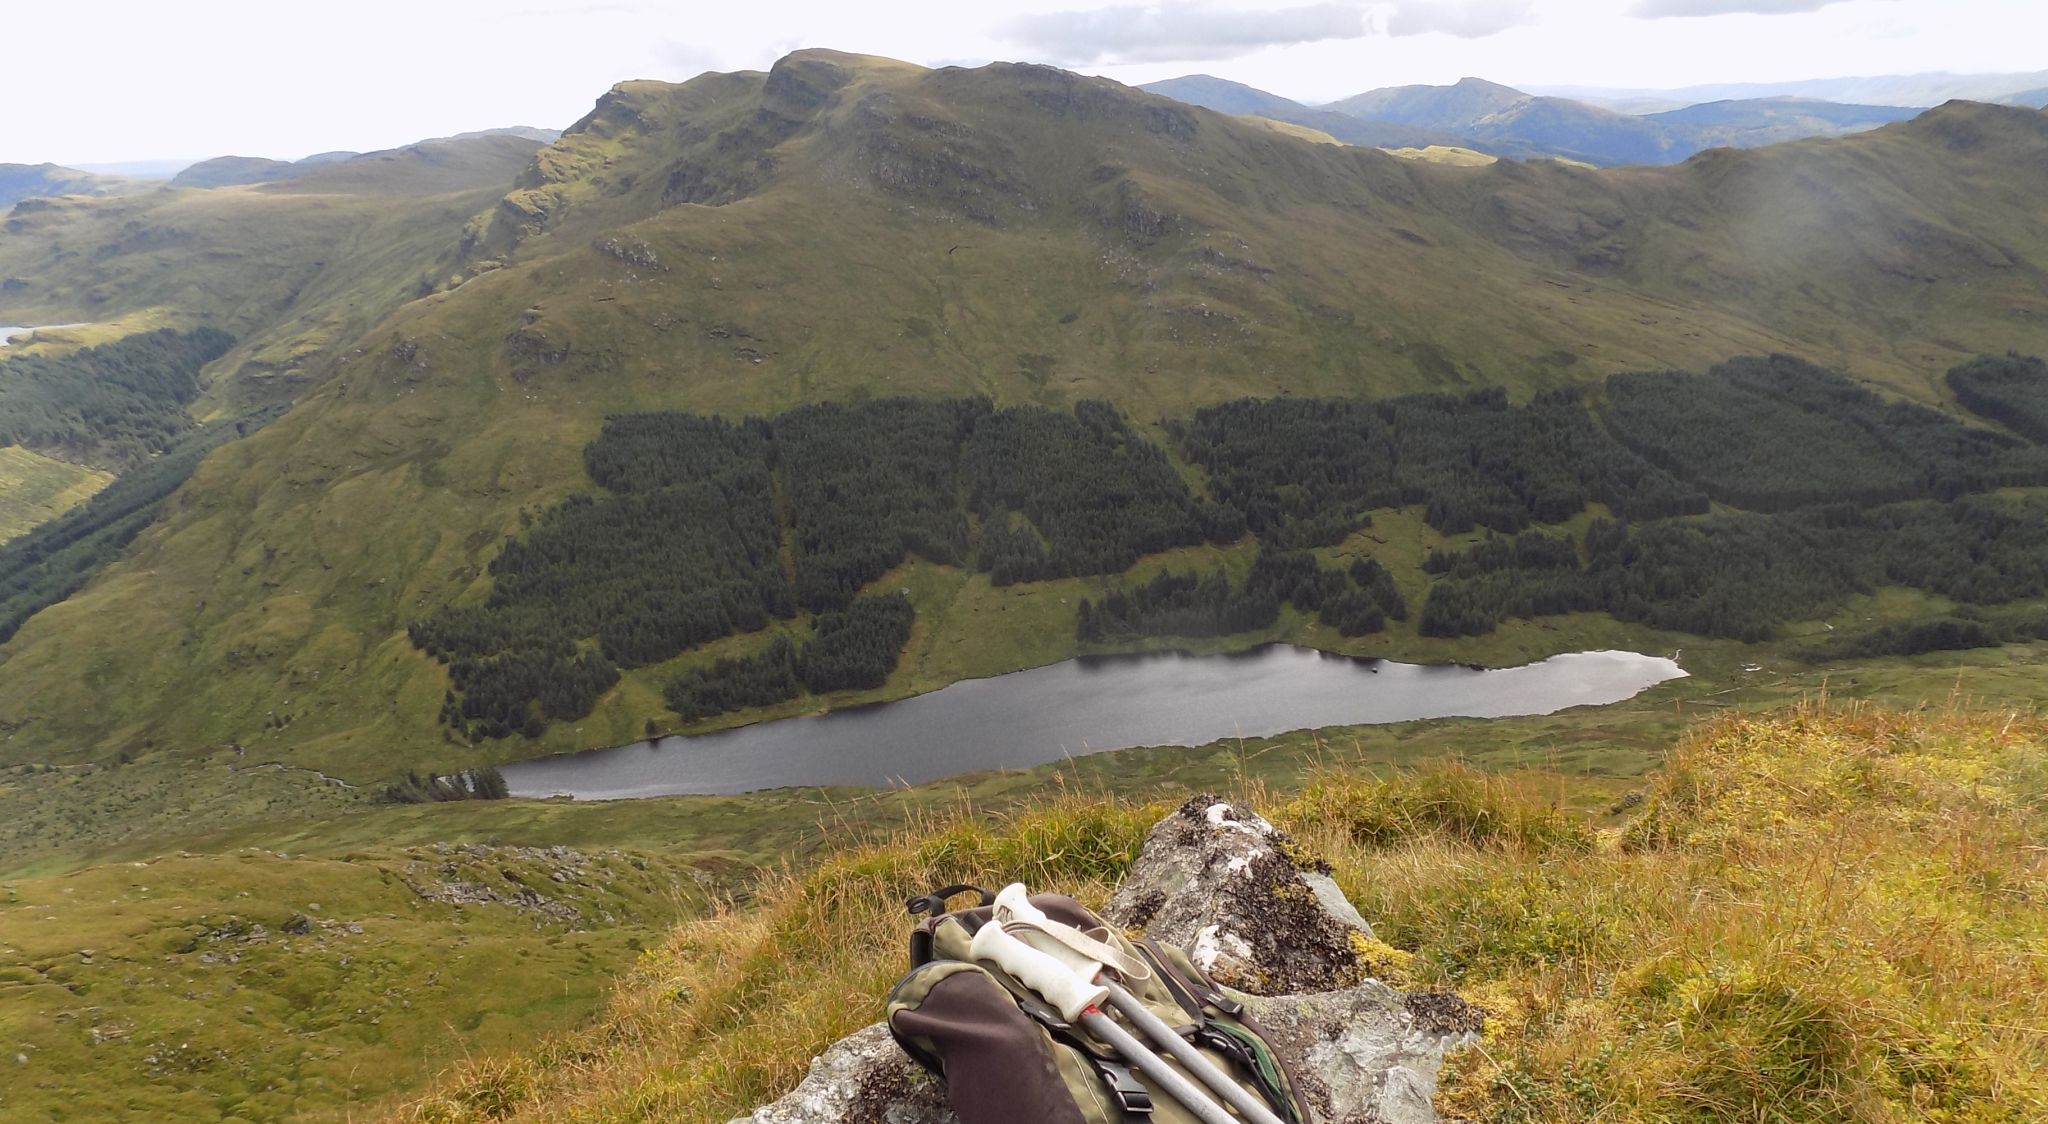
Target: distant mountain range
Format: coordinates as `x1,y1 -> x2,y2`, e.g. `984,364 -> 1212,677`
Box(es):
1531,69 -> 2048,112
1135,76 -> 1466,150
1142,74 -> 1929,166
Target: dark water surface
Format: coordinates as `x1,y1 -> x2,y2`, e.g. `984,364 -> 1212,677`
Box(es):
503,646 -> 1685,799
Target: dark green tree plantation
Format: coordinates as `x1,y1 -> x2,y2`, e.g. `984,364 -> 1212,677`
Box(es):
1948,353 -> 2048,444
0,410 -> 276,645
1173,387 -> 1707,545
0,327 -> 234,466
664,636 -> 802,721
1605,355 -> 2048,510
1079,549 -> 1406,642
406,358 -> 2048,741
964,401 -> 1240,584
776,398 -> 981,610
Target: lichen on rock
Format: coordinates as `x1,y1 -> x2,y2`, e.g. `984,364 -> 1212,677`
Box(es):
1103,795 -> 1372,995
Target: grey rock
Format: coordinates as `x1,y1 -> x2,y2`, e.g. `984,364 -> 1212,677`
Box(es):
733,798 -> 1480,1124
728,1024 -> 953,1124
1242,984 -> 1480,1124
1102,795 -> 1370,995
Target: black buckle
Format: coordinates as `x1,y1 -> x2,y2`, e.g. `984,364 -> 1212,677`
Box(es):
1095,1060 -> 1154,1116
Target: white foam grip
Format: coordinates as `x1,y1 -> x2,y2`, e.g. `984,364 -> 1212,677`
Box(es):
969,916 -> 1108,1023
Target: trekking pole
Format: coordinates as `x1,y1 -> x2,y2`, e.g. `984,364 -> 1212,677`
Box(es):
992,885 -> 1292,1124
969,918 -> 1241,1124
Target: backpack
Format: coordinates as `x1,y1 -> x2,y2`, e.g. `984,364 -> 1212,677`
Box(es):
884,884 -> 1315,1124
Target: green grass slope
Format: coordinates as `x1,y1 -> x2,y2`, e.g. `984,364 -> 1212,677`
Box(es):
0,163 -> 137,208
0,842 -> 701,1121
3,52 -> 2048,781
0,445 -> 110,542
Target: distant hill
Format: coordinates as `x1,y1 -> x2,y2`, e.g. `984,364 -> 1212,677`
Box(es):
261,133 -> 546,196
166,128 -> 555,192
1324,76 -> 1530,132
1138,75 -> 1471,150
0,163 -> 134,207
168,155 -> 301,188
1645,97 -> 1921,149
447,125 -> 562,144
1539,69 -> 2048,110
1318,77 -> 1675,164
2005,87 -> 2048,109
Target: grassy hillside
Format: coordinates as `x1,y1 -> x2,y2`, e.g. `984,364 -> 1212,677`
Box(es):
169,155 -> 302,189
388,701 -> 2048,1123
0,163 -> 136,208
0,842 -> 703,1122
0,445 -> 109,542
3,52 -> 2048,781
0,133 -> 542,417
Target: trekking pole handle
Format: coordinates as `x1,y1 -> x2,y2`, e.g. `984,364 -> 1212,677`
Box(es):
969,917 -> 1108,1023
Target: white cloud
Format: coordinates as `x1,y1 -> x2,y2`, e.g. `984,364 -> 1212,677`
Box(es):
1384,0 -> 1537,37
1004,2 -> 1370,64
1630,0 -> 1861,17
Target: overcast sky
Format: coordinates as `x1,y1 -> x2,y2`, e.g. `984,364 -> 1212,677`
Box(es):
7,0 -> 2043,164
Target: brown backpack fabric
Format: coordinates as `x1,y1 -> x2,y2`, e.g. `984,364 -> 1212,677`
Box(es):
885,887 -> 1313,1124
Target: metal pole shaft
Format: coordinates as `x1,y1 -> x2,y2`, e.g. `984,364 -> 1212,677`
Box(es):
1103,985 -> 1288,1124
1077,1008 -> 1239,1124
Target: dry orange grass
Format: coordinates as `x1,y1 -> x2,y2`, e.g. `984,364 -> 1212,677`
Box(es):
399,701 -> 2048,1123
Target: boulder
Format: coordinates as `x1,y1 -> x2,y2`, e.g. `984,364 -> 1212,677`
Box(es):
1103,796 -> 1374,996
730,797 -> 1479,1124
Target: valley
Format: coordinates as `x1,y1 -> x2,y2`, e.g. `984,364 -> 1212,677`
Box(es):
1,43 -> 2047,1123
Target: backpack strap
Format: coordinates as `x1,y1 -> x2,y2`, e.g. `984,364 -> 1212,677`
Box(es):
907,883 -> 995,918
1138,938 -> 1243,1017
906,884 -> 995,968
1137,940 -> 1308,1124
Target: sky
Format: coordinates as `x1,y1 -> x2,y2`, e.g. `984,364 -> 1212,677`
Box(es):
6,0 -> 2044,165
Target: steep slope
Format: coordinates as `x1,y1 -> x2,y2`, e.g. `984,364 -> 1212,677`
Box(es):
1,52 -> 2046,779
0,162 -> 135,207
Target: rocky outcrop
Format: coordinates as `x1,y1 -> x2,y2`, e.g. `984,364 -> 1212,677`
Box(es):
1104,796 -> 1374,995
730,797 -> 1478,1124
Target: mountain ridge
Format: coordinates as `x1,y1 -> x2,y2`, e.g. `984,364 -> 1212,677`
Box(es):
1,51 -> 2047,778
1150,74 -> 1926,166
